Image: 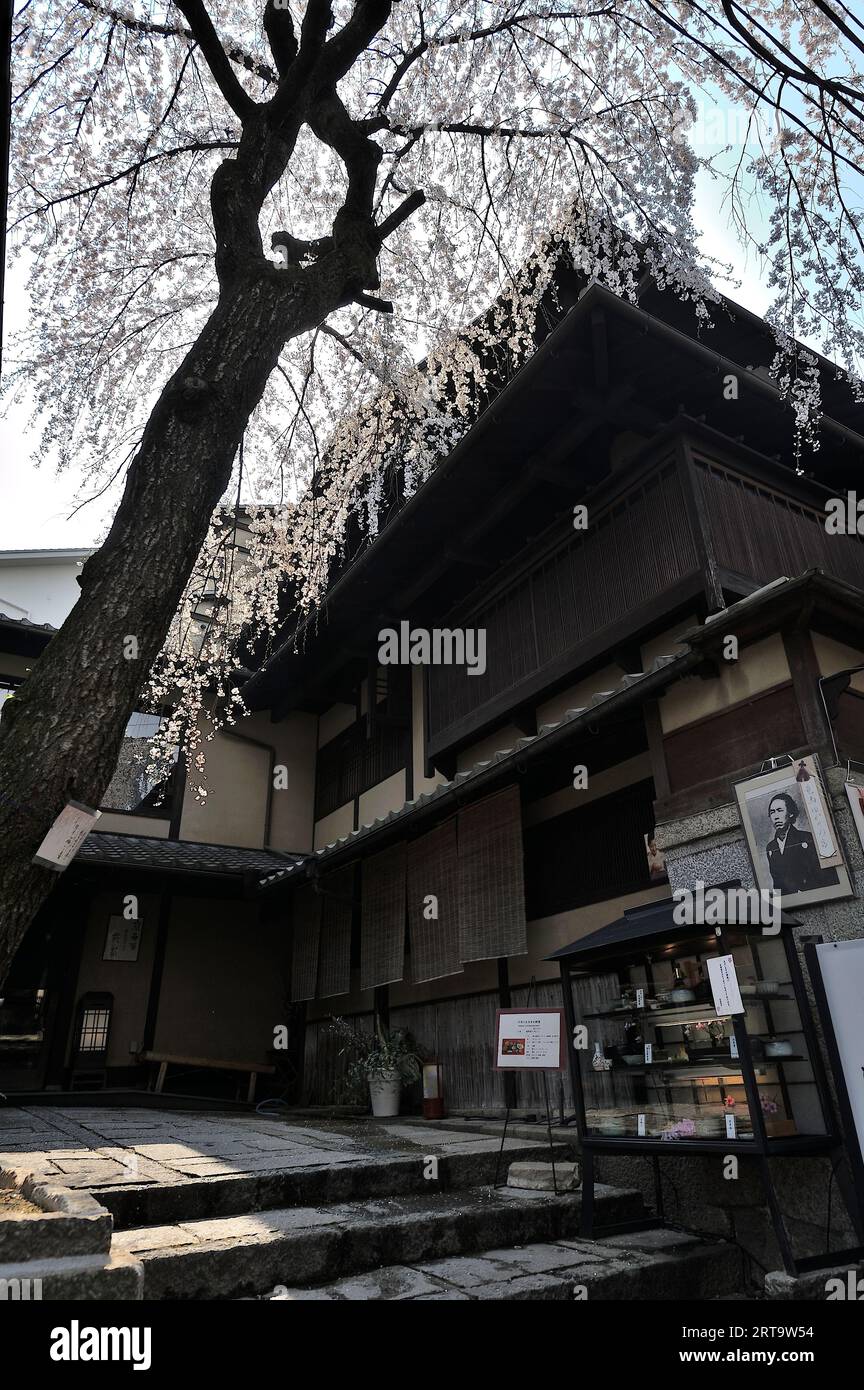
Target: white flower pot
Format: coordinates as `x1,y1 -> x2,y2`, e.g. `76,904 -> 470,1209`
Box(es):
368,1069 -> 402,1117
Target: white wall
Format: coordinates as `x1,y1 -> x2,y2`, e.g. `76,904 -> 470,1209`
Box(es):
0,551 -> 90,627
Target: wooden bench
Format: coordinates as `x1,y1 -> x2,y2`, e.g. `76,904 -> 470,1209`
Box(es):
137,1051 -> 276,1104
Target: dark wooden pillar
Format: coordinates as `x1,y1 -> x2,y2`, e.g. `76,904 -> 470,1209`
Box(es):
43,888 -> 88,1089
782,626 -> 835,763
142,889 -> 172,1053
497,957 -> 517,1110
643,698 -> 671,802
373,984 -> 390,1031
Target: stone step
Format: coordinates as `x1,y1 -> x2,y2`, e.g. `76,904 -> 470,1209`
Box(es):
264,1227 -> 743,1302
0,1250 -> 143,1301
112,1182 -> 645,1300
100,1139 -> 576,1231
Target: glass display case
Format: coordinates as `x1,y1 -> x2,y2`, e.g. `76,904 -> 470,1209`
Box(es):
549,895 -> 839,1272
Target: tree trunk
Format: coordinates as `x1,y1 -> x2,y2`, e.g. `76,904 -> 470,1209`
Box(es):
0,267 -> 335,986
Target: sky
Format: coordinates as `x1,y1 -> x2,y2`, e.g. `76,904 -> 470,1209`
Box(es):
0,99 -> 784,554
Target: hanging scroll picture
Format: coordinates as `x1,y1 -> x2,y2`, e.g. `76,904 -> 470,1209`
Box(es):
645,832 -> 667,882
103,914 -> 142,963
734,754 -> 852,909
843,779 -> 864,857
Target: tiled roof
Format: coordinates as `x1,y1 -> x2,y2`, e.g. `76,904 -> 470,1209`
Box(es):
0,611 -> 58,635
260,648 -> 695,890
78,832 -> 303,879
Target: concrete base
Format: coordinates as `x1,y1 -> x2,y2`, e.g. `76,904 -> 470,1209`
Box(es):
507,1161 -> 580,1191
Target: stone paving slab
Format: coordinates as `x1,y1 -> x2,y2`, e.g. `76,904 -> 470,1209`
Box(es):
380,1124 -> 540,1152
0,1107 -> 434,1192
274,1266 -> 443,1300
265,1236 -> 739,1302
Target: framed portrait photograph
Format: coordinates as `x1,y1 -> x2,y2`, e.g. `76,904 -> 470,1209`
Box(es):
734,754 -> 853,909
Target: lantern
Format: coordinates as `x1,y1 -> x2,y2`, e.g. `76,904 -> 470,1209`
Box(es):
422,1059 -> 445,1119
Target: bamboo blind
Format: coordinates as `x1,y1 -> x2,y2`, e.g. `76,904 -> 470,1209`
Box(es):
316,868 -> 354,999
290,885 -> 322,1002
406,818 -> 463,983
361,842 -> 407,990
457,785 -> 527,962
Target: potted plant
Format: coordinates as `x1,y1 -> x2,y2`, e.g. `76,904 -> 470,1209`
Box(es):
328,1016 -> 423,1117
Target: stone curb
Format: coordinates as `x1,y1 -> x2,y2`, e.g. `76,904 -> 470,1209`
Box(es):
0,1251 -> 143,1301
0,1166 -> 113,1261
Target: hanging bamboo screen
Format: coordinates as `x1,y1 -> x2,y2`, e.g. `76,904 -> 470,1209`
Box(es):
361,843 -> 407,990
457,784 -> 527,962
406,819 -> 463,984
290,885 -> 322,1002
316,867 -> 354,999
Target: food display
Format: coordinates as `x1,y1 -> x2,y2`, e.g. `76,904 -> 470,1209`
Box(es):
567,927 -> 828,1146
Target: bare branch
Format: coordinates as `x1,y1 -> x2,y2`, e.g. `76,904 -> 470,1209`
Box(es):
76,0 -> 279,84
173,0 -> 257,119
10,140 -> 238,227
264,0 -> 299,77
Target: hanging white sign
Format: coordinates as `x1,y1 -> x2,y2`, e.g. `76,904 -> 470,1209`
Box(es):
32,802 -> 101,872
707,953 -> 745,1017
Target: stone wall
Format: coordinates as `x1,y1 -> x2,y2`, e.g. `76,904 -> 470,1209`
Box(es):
595,1150 -> 857,1281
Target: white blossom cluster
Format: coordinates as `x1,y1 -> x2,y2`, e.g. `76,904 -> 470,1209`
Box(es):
7,2 -> 864,786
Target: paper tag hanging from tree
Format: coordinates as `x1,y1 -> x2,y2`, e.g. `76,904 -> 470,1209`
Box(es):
32,802 -> 101,872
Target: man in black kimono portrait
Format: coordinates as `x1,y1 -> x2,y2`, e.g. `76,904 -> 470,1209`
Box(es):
764,792 -> 838,895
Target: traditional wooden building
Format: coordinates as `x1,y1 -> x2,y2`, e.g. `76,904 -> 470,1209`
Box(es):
3,269 -> 864,1151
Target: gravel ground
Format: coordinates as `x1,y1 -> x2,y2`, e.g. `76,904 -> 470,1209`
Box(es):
0,1186 -> 42,1215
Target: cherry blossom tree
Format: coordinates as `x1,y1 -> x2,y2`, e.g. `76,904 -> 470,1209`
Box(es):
1,0 -> 864,981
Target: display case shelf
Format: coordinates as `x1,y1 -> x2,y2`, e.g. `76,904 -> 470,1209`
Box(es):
546,892 -> 852,1280
583,995 -> 794,1021
555,918 -> 832,1157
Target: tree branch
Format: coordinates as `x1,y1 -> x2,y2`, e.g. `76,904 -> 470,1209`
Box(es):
375,189 -> 425,246
10,141 -> 238,227
264,0 -> 299,78
75,0 -> 279,85
173,0 -> 257,119
267,0 -> 334,121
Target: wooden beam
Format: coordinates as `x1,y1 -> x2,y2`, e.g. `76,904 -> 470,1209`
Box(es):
612,642 -> 644,675
782,627 -> 835,760
444,548 -> 497,571
643,699 -> 671,801
434,751 -> 458,781
591,306 -> 609,391
512,705 -> 538,737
